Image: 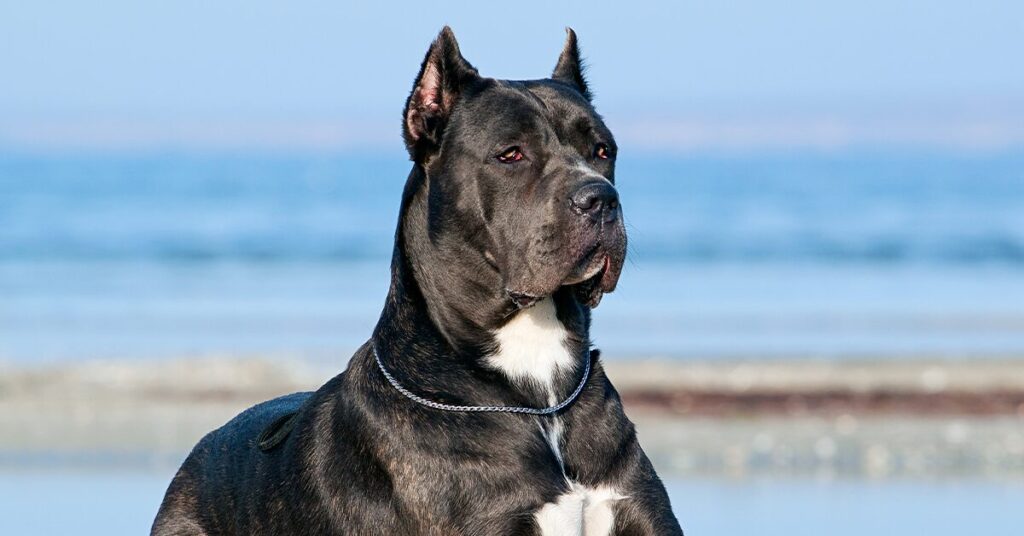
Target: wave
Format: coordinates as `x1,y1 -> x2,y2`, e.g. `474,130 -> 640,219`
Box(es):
2,235 -> 1023,265
3,151 -> 1022,267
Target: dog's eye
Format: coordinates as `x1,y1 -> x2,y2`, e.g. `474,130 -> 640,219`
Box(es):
496,146 -> 524,163
594,143 -> 612,160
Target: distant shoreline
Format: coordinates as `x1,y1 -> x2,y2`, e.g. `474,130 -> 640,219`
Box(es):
3,356 -> 1023,477
5,355 -> 1024,413
5,356 -> 1024,419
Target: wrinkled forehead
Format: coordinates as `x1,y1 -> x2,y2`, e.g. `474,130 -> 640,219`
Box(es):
451,79 -> 612,148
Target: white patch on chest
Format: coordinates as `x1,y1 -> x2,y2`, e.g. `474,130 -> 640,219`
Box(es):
541,418 -> 566,471
488,298 -> 624,534
535,484 -> 626,536
487,298 -> 573,395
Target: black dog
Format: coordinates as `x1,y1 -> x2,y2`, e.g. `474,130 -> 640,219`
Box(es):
152,28 -> 683,535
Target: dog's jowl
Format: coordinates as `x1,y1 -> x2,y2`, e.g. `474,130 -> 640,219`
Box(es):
152,27 -> 683,536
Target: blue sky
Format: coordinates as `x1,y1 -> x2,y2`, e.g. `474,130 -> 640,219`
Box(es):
2,0 -> 1022,151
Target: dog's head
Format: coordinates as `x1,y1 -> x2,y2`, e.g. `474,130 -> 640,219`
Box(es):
402,27 -> 625,311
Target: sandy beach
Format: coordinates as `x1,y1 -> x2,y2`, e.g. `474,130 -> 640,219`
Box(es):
3,356 -> 1022,478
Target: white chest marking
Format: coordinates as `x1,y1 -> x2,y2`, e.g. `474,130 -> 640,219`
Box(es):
535,484 -> 626,536
487,298 -> 573,396
541,418 -> 566,471
489,299 -> 623,534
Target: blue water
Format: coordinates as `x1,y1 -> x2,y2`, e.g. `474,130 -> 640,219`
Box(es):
2,151 -> 1023,361
1,471 -> 1022,535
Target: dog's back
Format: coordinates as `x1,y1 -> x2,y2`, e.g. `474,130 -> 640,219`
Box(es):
151,391 -> 312,535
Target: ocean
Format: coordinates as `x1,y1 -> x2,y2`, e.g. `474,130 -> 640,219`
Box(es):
2,150 -> 1023,362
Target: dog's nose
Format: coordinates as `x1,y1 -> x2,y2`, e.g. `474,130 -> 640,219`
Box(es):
570,182 -> 619,220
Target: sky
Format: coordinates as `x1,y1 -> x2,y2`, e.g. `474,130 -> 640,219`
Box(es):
2,0 -> 1022,151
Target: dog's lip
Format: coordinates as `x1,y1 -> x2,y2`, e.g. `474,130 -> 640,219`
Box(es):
562,246 -> 604,285
573,256 -> 606,287
588,255 -> 610,285
585,255 -> 609,280
567,255 -> 608,307
597,254 -> 617,292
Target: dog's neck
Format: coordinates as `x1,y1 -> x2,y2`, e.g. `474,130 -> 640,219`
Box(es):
486,296 -> 582,403
369,166 -> 592,407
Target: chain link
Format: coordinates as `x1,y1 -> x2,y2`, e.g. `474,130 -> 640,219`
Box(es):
372,345 -> 592,415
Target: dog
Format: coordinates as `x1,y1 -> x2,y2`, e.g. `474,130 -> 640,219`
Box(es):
152,27 -> 683,535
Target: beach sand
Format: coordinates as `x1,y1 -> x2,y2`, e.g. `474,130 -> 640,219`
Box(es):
2,357 -> 1023,478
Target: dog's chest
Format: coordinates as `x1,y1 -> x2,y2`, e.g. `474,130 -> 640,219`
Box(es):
533,420 -> 624,536
488,299 -> 624,535
534,481 -> 625,536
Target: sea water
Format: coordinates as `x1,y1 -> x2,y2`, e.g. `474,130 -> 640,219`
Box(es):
1,150 -> 1022,361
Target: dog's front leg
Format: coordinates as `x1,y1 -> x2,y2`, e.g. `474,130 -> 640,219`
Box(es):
611,450 -> 684,535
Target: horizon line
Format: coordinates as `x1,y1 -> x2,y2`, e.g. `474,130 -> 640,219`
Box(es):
3,115 -> 1024,154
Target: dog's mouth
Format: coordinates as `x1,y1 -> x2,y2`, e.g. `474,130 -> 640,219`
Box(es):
562,245 -> 614,308
569,256 -> 609,308
563,244 -> 604,285
505,225 -> 627,311
506,251 -> 611,311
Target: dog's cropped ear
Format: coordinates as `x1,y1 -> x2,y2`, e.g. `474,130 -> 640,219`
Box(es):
552,28 -> 591,101
403,27 -> 479,161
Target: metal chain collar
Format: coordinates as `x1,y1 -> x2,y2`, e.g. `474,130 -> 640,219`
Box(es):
372,345 -> 592,415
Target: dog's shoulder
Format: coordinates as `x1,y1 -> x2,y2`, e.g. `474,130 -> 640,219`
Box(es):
175,390 -> 313,476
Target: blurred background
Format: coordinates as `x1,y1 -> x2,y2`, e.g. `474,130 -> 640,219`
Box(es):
2,1 -> 1023,534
